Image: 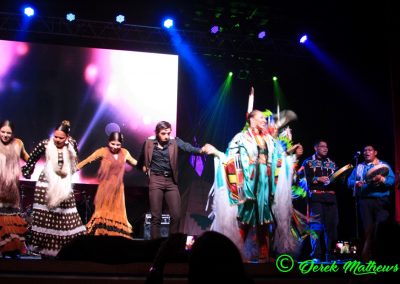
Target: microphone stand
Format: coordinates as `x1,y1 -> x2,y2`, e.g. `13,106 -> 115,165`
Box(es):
352,154 -> 360,241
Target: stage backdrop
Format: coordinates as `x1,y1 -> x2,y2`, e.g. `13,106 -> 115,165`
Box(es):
0,39 -> 179,187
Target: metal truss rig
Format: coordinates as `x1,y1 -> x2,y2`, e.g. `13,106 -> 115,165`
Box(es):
0,12 -> 309,58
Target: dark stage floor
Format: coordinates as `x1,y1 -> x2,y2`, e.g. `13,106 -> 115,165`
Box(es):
1,254 -> 394,284
1,232 -> 396,284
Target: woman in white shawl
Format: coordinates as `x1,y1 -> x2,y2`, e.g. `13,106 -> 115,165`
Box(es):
22,120 -> 86,257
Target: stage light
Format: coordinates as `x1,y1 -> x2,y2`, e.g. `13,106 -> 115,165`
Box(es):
23,6 -> 35,17
163,18 -> 174,29
66,13 -> 75,22
210,25 -> 220,34
272,76 -> 278,81
228,72 -> 233,77
116,14 -> 125,24
258,31 -> 266,39
299,34 -> 308,44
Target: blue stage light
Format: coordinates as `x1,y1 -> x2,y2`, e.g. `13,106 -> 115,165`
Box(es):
299,34 -> 308,44
163,18 -> 174,29
23,6 -> 35,17
66,13 -> 75,22
116,14 -> 125,24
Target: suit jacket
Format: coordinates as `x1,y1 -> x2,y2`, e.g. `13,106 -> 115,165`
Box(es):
142,138 -> 179,184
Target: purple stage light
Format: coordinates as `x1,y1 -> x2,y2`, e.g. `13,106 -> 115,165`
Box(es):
84,64 -> 98,84
258,31 -> 266,39
210,25 -> 219,34
105,123 -> 121,136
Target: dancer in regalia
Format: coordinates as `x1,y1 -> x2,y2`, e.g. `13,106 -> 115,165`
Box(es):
0,120 -> 30,257
22,120 -> 86,257
77,131 -> 137,239
206,88 -> 305,261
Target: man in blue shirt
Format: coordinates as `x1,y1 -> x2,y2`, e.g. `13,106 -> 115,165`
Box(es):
347,145 -> 395,236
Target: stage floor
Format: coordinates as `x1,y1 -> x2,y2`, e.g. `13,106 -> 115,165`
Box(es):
1,257 -> 390,284
1,236 -> 395,284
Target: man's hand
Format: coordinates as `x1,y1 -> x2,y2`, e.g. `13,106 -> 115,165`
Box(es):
356,181 -> 365,188
201,144 -> 216,155
372,174 -> 385,184
318,176 -> 330,185
201,144 -> 225,159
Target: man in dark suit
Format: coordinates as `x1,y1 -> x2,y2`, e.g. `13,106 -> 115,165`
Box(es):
138,121 -> 212,239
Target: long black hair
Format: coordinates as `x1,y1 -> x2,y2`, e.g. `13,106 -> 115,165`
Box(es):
55,120 -> 71,135
0,119 -> 15,133
108,131 -> 123,143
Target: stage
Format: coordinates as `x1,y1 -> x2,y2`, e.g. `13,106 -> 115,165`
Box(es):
1,252 -> 392,284
0,258 -> 363,284
8,182 -> 396,284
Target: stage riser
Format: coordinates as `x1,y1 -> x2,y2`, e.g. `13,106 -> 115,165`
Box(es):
0,260 -> 372,284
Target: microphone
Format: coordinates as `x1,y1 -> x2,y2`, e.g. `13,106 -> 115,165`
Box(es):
353,151 -> 361,159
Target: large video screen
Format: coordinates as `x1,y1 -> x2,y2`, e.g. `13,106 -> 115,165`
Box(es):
0,39 -> 179,187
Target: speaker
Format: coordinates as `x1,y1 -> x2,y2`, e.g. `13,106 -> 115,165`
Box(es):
143,213 -> 170,240
144,213 -> 171,224
57,235 -> 164,264
144,224 -> 170,240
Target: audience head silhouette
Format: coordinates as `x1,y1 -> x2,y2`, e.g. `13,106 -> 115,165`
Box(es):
362,220 -> 400,264
188,231 -> 253,284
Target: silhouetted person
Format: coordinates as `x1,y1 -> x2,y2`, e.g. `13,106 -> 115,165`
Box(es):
357,220 -> 400,284
145,233 -> 188,284
145,231 -> 254,284
362,219 -> 400,264
188,231 -> 254,284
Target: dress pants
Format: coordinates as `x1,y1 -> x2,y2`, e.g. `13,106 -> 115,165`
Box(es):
358,196 -> 390,236
148,174 -> 181,239
309,200 -> 338,261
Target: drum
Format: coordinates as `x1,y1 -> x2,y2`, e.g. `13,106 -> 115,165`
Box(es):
330,164 -> 354,183
365,164 -> 389,184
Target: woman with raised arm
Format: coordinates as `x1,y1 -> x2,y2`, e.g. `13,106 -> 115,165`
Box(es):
22,120 -> 86,258
77,131 -> 137,239
0,120 -> 30,257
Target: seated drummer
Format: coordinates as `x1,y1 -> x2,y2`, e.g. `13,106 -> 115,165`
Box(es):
301,139 -> 338,262
347,144 -> 395,236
